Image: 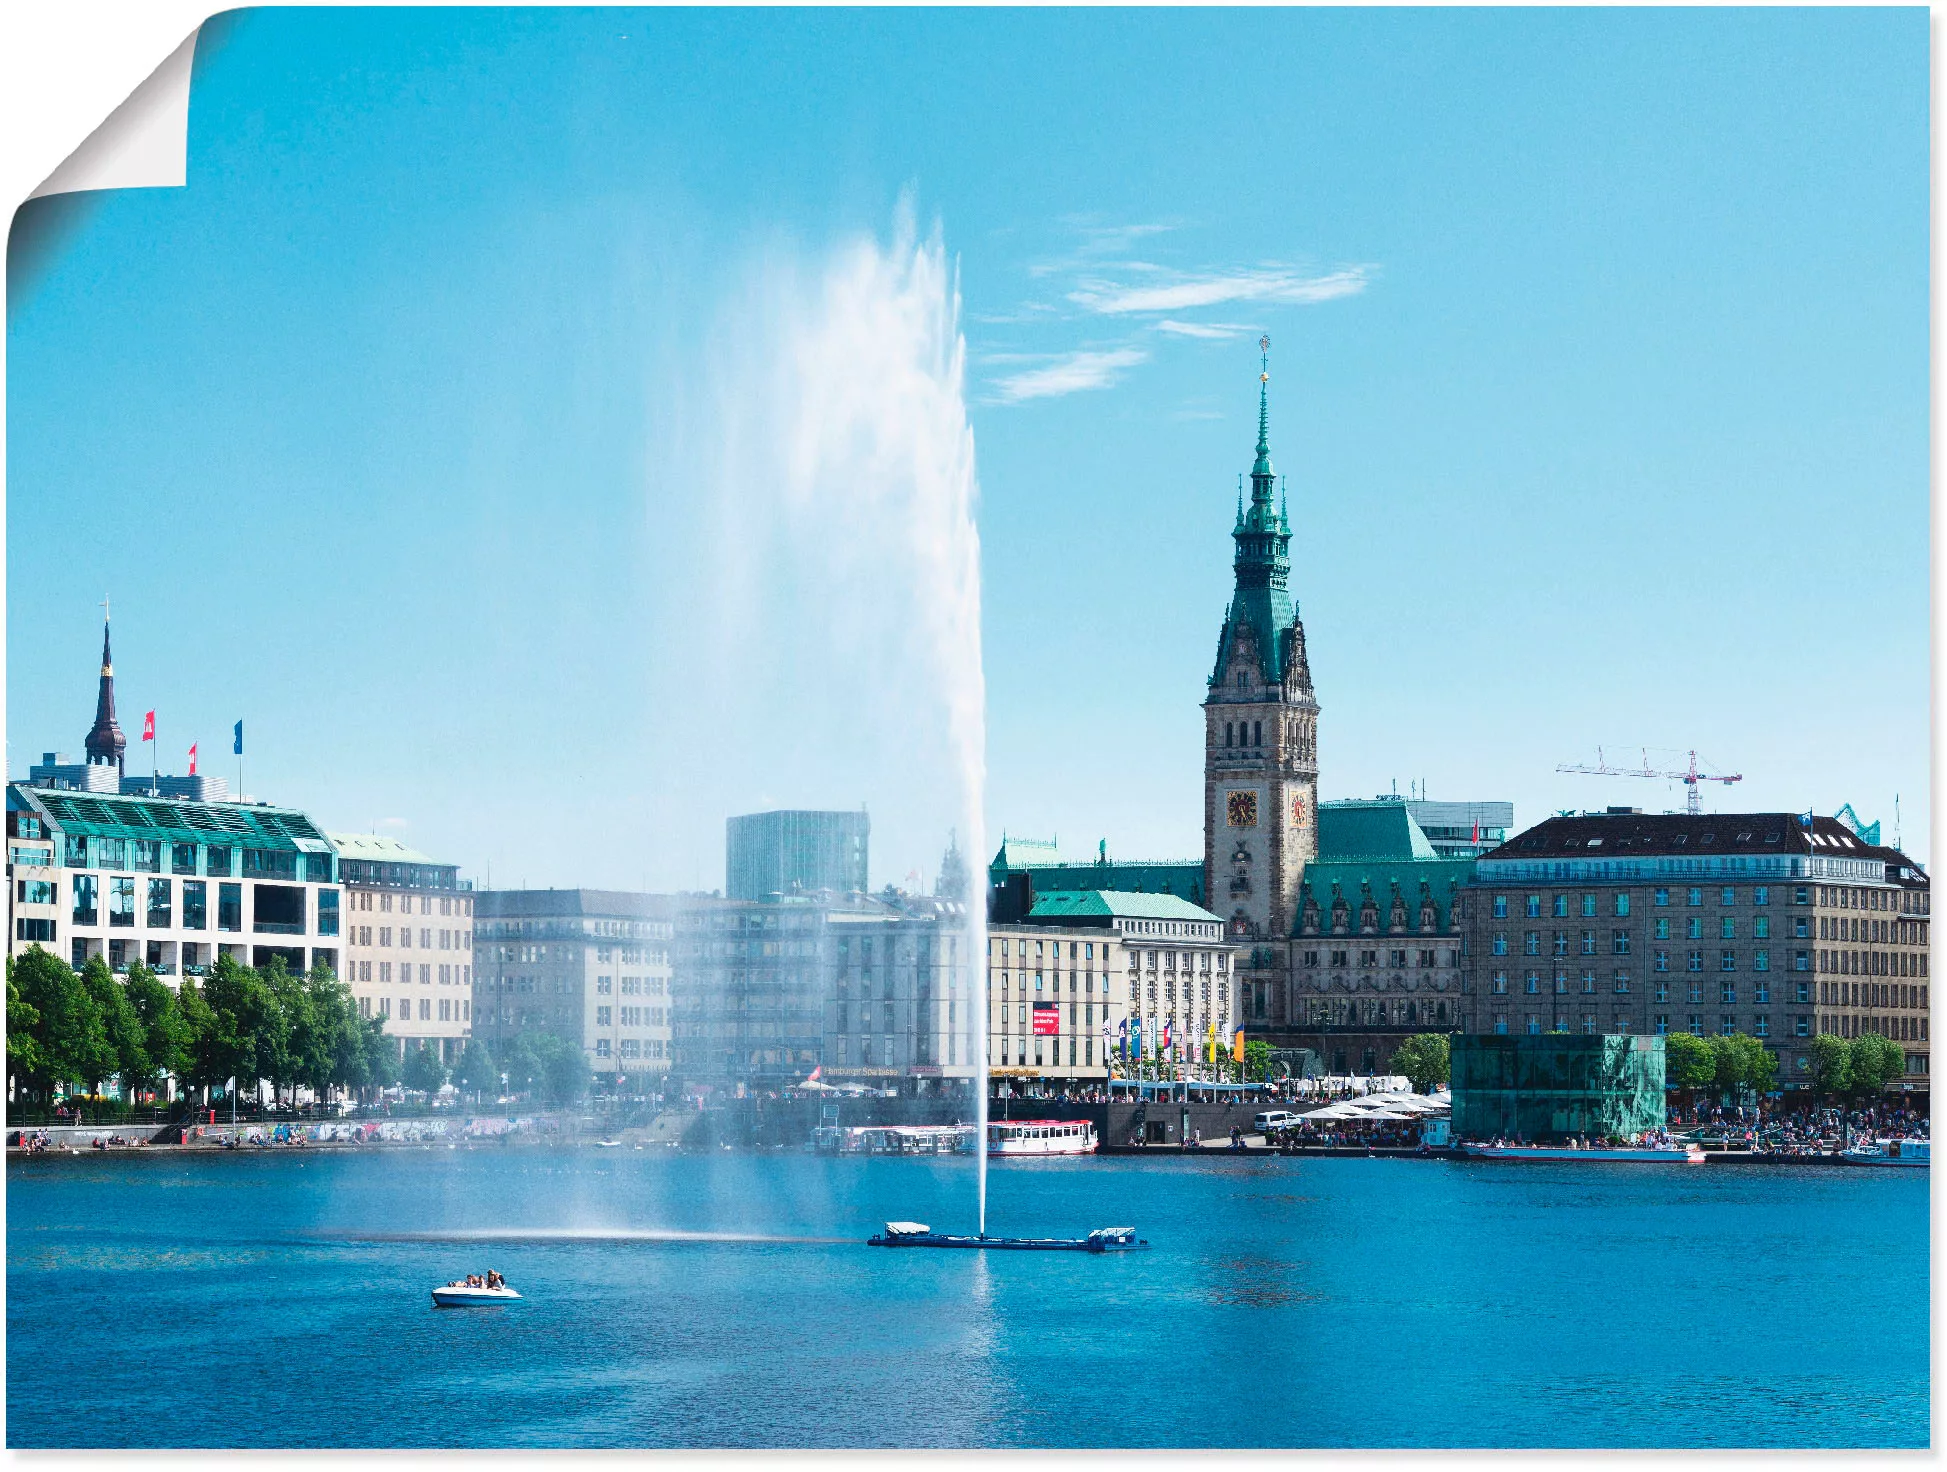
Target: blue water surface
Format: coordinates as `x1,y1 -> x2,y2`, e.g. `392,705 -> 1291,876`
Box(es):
5,1146 -> 1928,1448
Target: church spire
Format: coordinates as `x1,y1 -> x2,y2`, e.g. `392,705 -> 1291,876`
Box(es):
84,600 -> 126,775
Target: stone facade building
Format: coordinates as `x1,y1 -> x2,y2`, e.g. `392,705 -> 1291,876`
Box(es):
472,889 -> 674,1080
985,890 -> 1238,1086
330,832 -> 473,1063
1467,810 -> 1929,1092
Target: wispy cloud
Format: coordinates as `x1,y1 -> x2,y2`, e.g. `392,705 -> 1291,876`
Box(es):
1156,319 -> 1254,340
988,347 -> 1149,404
1070,266 -> 1370,316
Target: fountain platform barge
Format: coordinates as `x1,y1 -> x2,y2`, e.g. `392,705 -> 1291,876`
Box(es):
868,1222 -> 1147,1252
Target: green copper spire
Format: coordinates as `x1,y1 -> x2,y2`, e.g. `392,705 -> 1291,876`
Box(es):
1251,334 -> 1273,480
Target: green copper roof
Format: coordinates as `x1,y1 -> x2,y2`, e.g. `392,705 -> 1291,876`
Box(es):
1028,889 -> 1224,925
989,835 -> 1062,873
1317,799 -> 1439,863
1294,857 -> 1475,936
17,784 -> 332,853
327,831 -> 440,865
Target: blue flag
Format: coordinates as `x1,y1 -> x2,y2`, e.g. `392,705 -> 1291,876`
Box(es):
233,720 -> 244,755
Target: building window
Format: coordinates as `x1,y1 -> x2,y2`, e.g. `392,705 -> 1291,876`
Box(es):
218,883 -> 242,933
1654,980 -> 1669,1002
596,1039 -> 611,1058
1720,982 -> 1736,1005
1685,950 -> 1702,973
146,878 -> 171,929
1493,1014 -> 1508,1035
1492,895 -> 1508,919
1612,930 -> 1630,956
1753,916 -> 1770,940
1753,949 -> 1770,973
1721,949 -> 1737,973
1720,918 -> 1736,941
1614,893 -> 1630,917
1754,886 -> 1769,906
1754,979 -> 1770,1003
1525,1015 -> 1541,1035
1653,1014 -> 1669,1035
1492,971 -> 1507,994
1688,888 -> 1703,907
1687,1015 -> 1703,1036
1613,971 -> 1630,994
1795,1016 -> 1811,1038
109,876 -> 136,929
71,874 -> 98,927
1526,895 -> 1542,919
1552,896 -> 1569,919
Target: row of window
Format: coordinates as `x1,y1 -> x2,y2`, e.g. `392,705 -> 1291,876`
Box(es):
349,925 -> 469,952
1302,948 -> 1458,968
351,961 -> 468,986
356,995 -> 469,1024
1489,1013 -> 1812,1038
52,836 -> 335,884
592,1006 -> 664,1028
1821,981 -> 1928,1009
1822,948 -> 1929,978
350,889 -> 469,916
64,874 -> 339,937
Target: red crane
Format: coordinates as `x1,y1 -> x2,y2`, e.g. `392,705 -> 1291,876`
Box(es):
1556,747 -> 1743,817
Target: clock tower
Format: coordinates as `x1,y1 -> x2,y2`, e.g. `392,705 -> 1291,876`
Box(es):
1203,341 -> 1319,945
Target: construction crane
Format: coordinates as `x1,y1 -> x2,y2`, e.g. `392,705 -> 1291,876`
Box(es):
1557,747 -> 1743,817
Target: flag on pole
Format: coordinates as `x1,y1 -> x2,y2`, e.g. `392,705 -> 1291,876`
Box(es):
1161,1020 -> 1172,1054
1233,1028 -> 1246,1063
142,711 -> 155,742
233,720 -> 244,755
188,743 -> 198,775
1471,819 -> 1480,845
1117,1017 -> 1128,1059
1206,1019 -> 1216,1063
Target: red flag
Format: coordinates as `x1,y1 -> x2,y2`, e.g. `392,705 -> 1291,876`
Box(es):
142,711 -> 155,742
188,744 -> 198,775
1472,819 -> 1479,844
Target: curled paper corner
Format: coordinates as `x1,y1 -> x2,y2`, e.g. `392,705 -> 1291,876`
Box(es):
28,25 -> 201,200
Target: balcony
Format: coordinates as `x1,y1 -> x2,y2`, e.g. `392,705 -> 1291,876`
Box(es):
253,922 -> 304,936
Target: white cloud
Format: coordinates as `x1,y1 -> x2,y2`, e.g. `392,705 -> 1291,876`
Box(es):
988,347 -> 1149,404
1070,266 -> 1370,315
1155,319 -> 1254,340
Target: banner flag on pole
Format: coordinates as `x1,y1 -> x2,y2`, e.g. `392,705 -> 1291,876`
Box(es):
141,711 -> 155,741
233,720 -> 244,755
188,743 -> 197,775
1233,1028 -> 1246,1063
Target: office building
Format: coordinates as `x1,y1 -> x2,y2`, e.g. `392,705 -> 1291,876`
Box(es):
471,889 -> 674,1079
1450,1034 -> 1666,1143
7,783 -> 341,978
1468,810 -> 1931,1091
331,832 -> 474,1063
725,809 -> 869,901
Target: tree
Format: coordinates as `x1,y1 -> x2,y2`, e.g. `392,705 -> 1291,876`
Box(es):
7,959 -> 43,1095
497,1034 -> 542,1096
105,962 -> 172,1099
530,1034 -> 591,1105
455,1039 -> 499,1101
1390,1033 -> 1451,1093
174,978 -> 220,1102
1242,1039 -> 1272,1084
125,963 -> 191,1094
362,1017 -> 400,1093
200,955 -> 283,1107
1709,1034 -> 1774,1106
13,947 -> 108,1099
73,956 -> 134,1098
403,1041 -> 448,1095
1663,1032 -> 1716,1104
1845,1033 -> 1905,1099
258,956 -> 307,1107
1808,1033 -> 1850,1105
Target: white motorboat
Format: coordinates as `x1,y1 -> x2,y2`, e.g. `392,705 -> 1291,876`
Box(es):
1459,1142 -> 1705,1164
432,1281 -> 522,1307
1841,1138 -> 1930,1168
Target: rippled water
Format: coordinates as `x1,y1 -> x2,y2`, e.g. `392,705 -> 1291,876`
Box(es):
6,1147 -> 1927,1447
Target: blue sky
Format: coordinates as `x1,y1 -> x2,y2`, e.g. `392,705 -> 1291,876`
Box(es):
7,6 -> 1929,888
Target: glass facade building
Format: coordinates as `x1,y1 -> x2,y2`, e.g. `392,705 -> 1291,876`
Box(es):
725,809 -> 869,901
1451,1034 -> 1666,1142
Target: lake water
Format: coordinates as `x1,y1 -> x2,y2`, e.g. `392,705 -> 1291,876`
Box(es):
6,1146 -> 1928,1448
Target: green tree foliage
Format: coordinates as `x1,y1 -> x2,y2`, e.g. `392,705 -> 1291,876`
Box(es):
1242,1039 -> 1272,1083
1845,1033 -> 1905,1097
124,963 -> 191,1091
402,1041 -> 449,1095
13,947 -> 108,1095
1807,1033 -> 1851,1100
1709,1034 -> 1775,1102
200,955 -> 284,1104
530,1034 -> 592,1105
1663,1032 -> 1717,1096
455,1039 -> 499,1100
1390,1033 -> 1451,1093
7,958 -> 44,1088
364,1017 -> 401,1091
173,978 -> 220,1097
497,1034 -> 543,1095
73,956 -> 131,1095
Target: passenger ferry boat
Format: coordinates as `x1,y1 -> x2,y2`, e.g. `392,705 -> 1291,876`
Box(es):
986,1119 -> 1097,1156
813,1124 -> 977,1156
1459,1142 -> 1706,1164
1841,1137 -> 1930,1168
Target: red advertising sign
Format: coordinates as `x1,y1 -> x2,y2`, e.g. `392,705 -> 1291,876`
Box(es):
1032,1003 -> 1060,1036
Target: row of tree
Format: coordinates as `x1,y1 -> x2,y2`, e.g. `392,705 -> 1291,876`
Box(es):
5,946 -> 602,1112
1384,1029 -> 1911,1105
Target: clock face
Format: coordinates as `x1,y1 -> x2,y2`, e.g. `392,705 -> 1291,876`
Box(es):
1291,793 -> 1308,828
1227,790 -> 1259,828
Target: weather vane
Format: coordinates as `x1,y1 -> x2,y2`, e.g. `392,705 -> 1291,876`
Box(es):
1259,334 -> 1270,381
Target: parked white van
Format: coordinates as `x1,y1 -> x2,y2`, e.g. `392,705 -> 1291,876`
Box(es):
1253,1110 -> 1300,1133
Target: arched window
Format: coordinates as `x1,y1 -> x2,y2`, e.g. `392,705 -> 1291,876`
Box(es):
1224,722 -> 1233,748
1253,720 -> 1262,747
